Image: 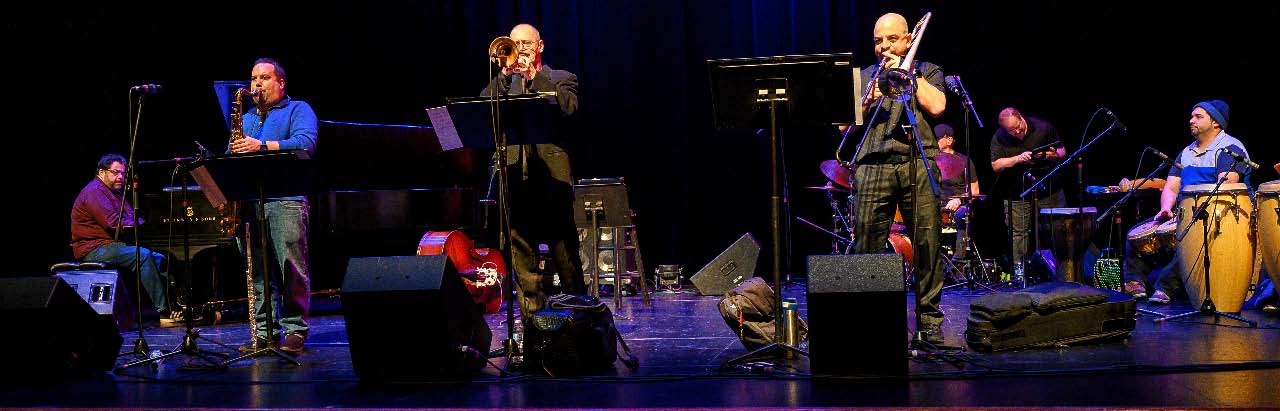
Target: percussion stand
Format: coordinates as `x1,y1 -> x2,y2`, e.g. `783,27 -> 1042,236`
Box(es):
943,197 -> 996,292
1156,173 -> 1257,327
1096,151 -> 1175,316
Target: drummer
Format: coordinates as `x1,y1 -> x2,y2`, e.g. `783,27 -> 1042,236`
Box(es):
935,124 -> 980,261
1135,100 -> 1253,303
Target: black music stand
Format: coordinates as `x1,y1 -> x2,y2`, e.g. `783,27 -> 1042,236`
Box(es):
427,94 -> 564,367
708,53 -> 858,367
190,150 -> 318,366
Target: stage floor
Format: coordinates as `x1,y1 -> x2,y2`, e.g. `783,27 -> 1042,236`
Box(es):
2,284 -> 1278,409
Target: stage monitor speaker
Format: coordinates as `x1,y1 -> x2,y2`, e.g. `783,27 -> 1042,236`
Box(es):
690,233 -> 760,296
341,255 -> 492,381
54,269 -> 136,331
806,254 -> 906,376
0,277 -> 123,380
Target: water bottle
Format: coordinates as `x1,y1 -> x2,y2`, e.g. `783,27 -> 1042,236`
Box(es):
782,298 -> 799,349
1013,259 -> 1026,288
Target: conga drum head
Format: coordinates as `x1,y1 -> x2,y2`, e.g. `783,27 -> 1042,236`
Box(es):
1177,183 -> 1255,312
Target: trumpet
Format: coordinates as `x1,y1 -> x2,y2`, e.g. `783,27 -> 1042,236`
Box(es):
488,36 -> 518,69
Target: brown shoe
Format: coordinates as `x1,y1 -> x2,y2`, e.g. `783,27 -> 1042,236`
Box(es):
281,334 -> 305,353
1123,281 -> 1147,299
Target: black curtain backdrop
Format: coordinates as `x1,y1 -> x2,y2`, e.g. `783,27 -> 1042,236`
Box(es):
14,1 -> 1274,282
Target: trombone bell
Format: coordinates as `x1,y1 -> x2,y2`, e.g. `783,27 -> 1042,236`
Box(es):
489,36 -> 517,68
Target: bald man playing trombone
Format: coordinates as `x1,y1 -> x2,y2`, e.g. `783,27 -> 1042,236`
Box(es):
847,13 -> 950,345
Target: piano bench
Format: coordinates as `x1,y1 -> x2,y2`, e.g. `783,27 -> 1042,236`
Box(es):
50,261 -> 109,275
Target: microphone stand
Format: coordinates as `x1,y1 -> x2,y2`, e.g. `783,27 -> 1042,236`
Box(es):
1096,150 -> 1171,223
945,84 -> 994,292
115,88 -> 152,363
1155,159 -> 1257,327
1019,121 -> 1120,200
484,64 -> 521,370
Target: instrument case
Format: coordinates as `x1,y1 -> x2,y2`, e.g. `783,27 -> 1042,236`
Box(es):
966,282 -> 1136,352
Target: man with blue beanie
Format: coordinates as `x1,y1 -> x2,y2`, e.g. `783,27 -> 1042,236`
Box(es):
1139,100 -> 1253,304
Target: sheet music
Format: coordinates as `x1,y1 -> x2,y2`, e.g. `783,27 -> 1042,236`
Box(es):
426,106 -> 463,151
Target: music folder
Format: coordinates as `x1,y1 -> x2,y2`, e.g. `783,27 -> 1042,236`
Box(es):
426,93 -> 562,151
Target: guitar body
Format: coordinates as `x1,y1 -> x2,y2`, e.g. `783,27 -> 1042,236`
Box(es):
416,230 -> 506,313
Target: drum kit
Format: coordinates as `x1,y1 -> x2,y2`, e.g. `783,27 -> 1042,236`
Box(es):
1121,179 -> 1279,323
801,159 -> 991,289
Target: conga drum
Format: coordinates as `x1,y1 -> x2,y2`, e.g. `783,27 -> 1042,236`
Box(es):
1257,181 -> 1279,289
1177,183 -> 1255,313
1038,207 -> 1098,283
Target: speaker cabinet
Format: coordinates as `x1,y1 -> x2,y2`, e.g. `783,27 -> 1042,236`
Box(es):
690,233 -> 760,296
806,254 -> 906,376
54,269 -> 135,331
341,255 -> 492,381
0,277 -> 123,379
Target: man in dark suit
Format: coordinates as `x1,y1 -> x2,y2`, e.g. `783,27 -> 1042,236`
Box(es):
482,23 -> 585,319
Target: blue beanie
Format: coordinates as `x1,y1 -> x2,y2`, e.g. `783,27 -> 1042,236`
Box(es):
933,123 -> 954,138
1194,100 -> 1229,130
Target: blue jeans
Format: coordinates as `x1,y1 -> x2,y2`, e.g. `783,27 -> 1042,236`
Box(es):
243,200 -> 311,339
84,242 -> 170,313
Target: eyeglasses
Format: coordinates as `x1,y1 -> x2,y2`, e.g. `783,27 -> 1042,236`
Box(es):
515,40 -> 538,49
101,169 -> 125,176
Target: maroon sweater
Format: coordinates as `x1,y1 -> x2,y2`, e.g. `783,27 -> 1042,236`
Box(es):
70,178 -> 138,259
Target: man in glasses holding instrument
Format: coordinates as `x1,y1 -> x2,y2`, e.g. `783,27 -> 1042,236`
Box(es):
989,107 -> 1067,274
848,12 -> 949,345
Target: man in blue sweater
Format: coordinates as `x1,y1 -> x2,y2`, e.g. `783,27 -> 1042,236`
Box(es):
229,58 -> 318,353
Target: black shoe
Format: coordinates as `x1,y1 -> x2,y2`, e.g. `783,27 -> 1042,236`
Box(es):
237,337 -> 276,353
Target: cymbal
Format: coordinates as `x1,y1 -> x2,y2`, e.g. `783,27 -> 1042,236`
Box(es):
804,183 -> 849,193
820,160 -> 854,189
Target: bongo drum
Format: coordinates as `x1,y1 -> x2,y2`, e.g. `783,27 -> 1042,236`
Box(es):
1126,217 -> 1178,257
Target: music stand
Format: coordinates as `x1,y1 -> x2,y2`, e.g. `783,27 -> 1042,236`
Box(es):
427,94 -> 564,366
189,150 -> 318,366
708,53 -> 858,366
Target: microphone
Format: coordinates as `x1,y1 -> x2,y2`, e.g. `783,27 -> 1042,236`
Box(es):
130,84 -> 162,94
943,75 -> 963,95
194,141 -> 214,159
1104,108 -> 1126,133
1145,147 -> 1183,169
1221,148 -> 1260,170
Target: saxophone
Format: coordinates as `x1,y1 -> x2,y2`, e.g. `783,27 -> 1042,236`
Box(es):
231,87 -> 259,349
217,88 -> 255,238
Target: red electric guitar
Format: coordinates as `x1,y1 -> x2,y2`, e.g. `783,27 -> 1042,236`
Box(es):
416,230 -> 506,313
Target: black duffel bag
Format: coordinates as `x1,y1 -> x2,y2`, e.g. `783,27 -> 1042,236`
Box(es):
524,294 -> 639,376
